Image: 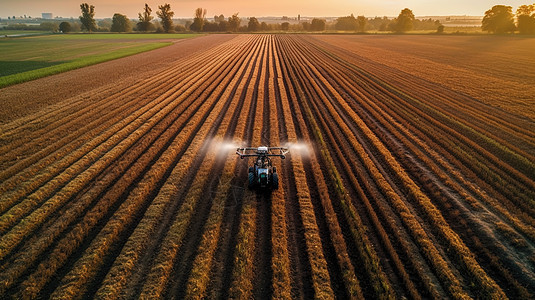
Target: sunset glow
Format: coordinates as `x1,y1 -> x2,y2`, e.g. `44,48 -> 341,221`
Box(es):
1,0 -> 530,19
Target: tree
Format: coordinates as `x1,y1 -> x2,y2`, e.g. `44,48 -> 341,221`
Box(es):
228,13 -> 241,32
517,4 -> 535,34
281,22 -> 290,31
335,14 -> 358,31
157,3 -> 174,33
79,3 -> 97,32
357,15 -> 367,32
310,18 -> 326,31
248,17 -> 260,31
59,21 -> 72,33
111,13 -> 132,32
482,5 -> 515,34
154,21 -> 164,33
98,19 -> 112,31
203,22 -> 219,31
378,19 -> 389,31
214,14 -> 225,23
219,20 -> 228,31
191,8 -> 207,31
395,8 -> 415,32
40,22 -> 59,32
138,3 -> 154,32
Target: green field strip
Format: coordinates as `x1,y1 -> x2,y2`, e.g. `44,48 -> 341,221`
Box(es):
0,33 -> 200,88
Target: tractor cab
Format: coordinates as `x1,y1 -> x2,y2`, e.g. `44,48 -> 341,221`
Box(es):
258,168 -> 269,187
236,146 -> 289,190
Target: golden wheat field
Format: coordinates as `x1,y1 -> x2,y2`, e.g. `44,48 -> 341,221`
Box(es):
0,34 -> 534,299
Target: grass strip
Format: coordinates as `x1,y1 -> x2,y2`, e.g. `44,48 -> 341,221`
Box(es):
0,42 -> 171,88
46,33 -> 200,40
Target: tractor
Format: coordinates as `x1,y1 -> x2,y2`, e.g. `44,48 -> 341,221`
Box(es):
236,146 -> 289,190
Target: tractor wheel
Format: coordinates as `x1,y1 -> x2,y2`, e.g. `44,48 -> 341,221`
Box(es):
249,166 -> 254,173
272,172 -> 279,190
273,166 -> 277,173
248,172 -> 255,189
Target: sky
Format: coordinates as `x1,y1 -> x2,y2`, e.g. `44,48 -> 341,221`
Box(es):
0,0 -> 529,19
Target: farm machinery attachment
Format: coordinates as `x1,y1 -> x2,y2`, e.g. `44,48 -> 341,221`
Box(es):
236,146 -> 289,190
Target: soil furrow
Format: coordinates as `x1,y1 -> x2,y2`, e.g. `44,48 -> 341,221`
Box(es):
1,34 -> 533,299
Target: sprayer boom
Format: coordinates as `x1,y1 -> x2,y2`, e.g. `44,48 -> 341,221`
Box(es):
236,146 -> 289,159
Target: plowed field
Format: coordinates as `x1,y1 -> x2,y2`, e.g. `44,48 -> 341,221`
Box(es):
1,34 -> 534,299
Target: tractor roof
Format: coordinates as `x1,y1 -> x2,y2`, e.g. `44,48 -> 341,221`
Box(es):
257,146 -> 268,153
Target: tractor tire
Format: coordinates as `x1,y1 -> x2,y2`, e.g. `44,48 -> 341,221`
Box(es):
273,166 -> 277,173
272,172 -> 279,190
248,172 -> 255,189
249,166 -> 254,173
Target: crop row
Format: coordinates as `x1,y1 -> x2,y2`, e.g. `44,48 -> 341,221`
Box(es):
0,41 -> 220,177
290,35 -> 534,297
102,34 -> 264,294
278,34 -> 528,295
307,40 -> 535,297
0,35 -> 258,297
227,35 -> 271,299
317,48 -> 534,297
1,34 -> 533,299
301,33 -> 535,270
54,35 -> 262,299
184,35 -> 267,299
307,37 -> 535,223
282,71 -> 370,297
0,37 -> 249,257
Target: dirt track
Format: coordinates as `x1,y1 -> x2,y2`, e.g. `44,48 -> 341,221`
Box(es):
0,34 -> 534,299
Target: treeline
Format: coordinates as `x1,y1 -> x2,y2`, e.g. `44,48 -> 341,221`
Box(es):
9,2 -> 535,34
482,4 -> 535,34
333,9 -> 441,33
73,3 -> 330,33
2,22 -> 67,32
69,3 -> 437,34
192,16 -> 328,32
0,6 -> 438,34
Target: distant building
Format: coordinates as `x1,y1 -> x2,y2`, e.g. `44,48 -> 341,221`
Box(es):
42,13 -> 53,19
